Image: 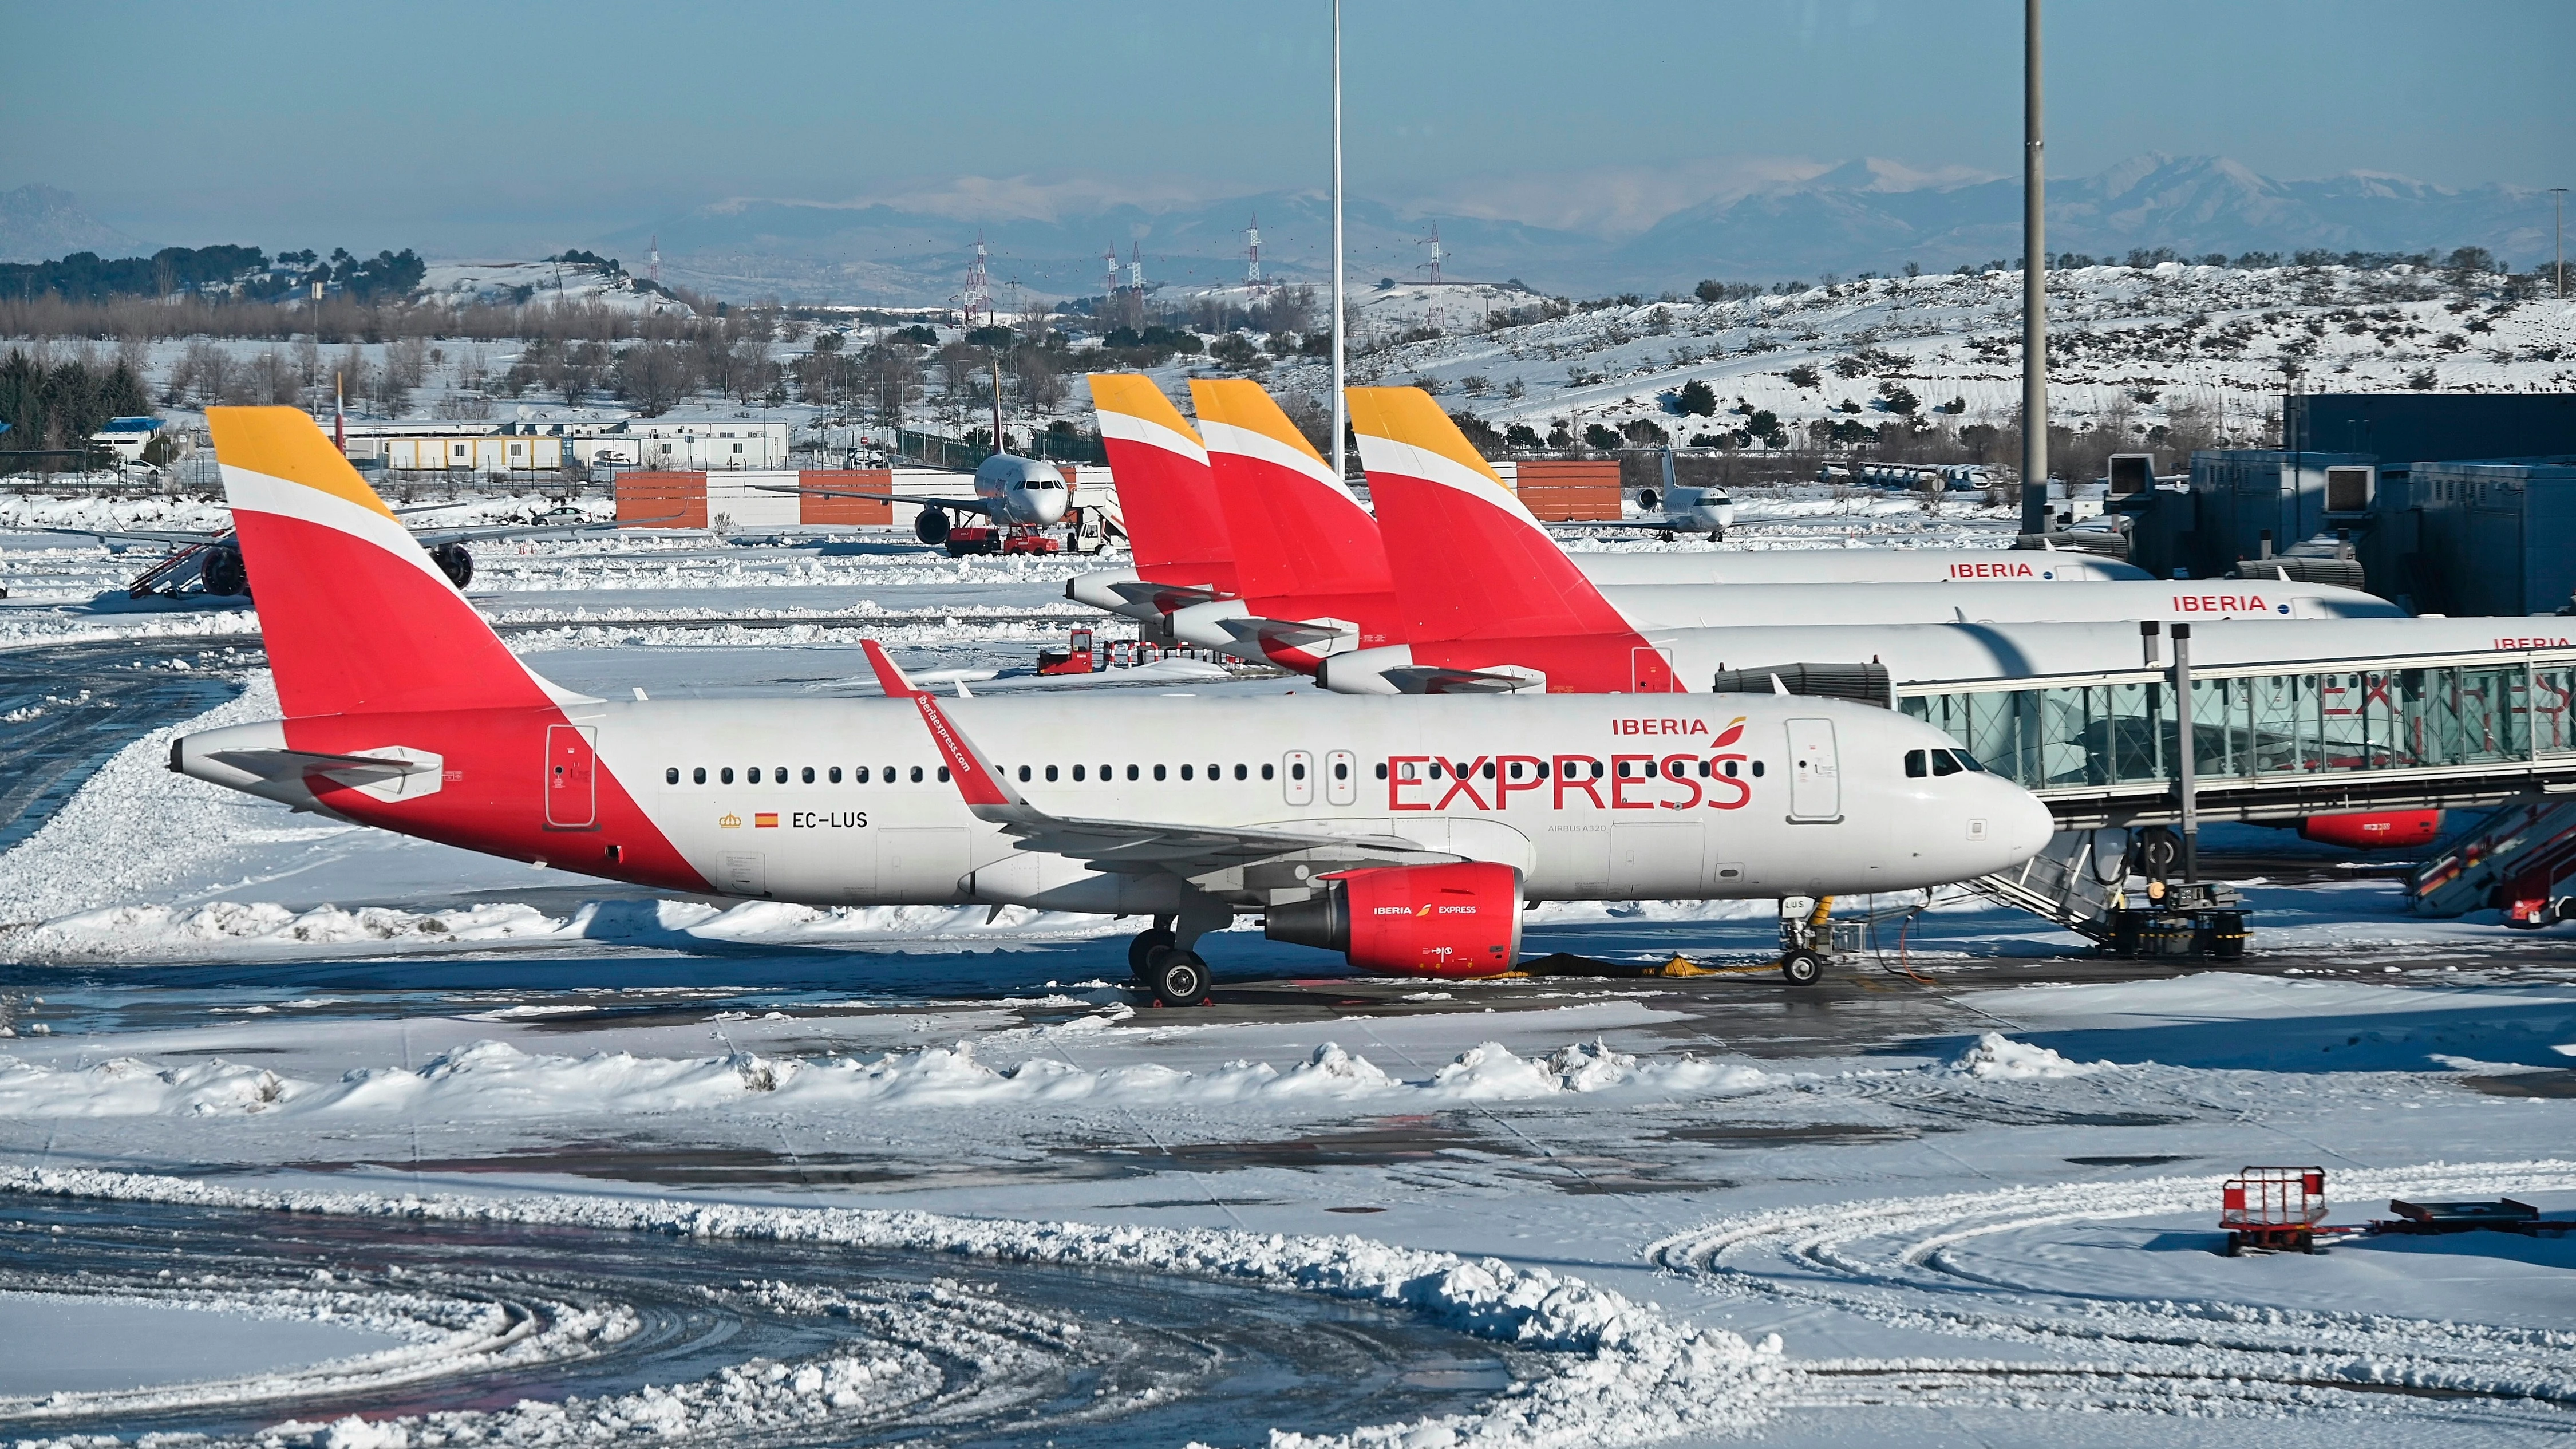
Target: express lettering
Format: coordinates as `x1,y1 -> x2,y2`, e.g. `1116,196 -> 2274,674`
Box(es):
1384,752 -> 1751,812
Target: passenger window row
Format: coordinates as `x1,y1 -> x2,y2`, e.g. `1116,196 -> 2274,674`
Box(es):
663,761 -> 1283,787
1375,757 -> 1765,781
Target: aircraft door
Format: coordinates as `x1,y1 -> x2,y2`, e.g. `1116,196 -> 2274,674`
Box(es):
1785,718 -> 1840,821
1283,750 -> 1315,806
1326,749 -> 1358,806
544,725 -> 597,828
1631,645 -> 1677,693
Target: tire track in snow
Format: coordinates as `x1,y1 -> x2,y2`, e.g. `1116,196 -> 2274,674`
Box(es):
1651,1159 -> 2576,1424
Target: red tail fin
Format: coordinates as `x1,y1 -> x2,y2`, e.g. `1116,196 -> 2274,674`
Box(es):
1086,374 -> 1234,593
1190,379 -> 1390,604
1345,388 -> 1633,643
210,407 -> 579,717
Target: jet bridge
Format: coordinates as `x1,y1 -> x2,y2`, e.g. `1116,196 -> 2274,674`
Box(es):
1890,646 -> 2576,942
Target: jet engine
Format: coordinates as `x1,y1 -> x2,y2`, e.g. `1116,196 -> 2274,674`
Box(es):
2298,810 -> 2442,851
914,508 -> 951,546
199,545 -> 250,597
1265,861 -> 1524,977
430,543 -> 474,589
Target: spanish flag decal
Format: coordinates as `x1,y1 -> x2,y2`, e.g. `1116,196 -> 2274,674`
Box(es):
754,812 -> 780,829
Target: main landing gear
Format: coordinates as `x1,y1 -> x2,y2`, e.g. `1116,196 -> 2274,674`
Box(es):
1128,920 -> 1210,1008
1777,895 -> 1858,985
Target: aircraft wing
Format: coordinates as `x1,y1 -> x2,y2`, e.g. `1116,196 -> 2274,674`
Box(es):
1545,518 -> 1716,532
39,526 -> 229,546
410,517 -> 667,544
752,484 -> 998,518
861,640 -> 1455,878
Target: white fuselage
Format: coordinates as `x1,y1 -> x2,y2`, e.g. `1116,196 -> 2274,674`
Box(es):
974,454 -> 1073,526
179,691 -> 2055,912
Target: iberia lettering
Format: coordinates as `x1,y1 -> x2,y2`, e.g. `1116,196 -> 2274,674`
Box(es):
1950,561 -> 2035,579
2497,637 -> 2573,649
2172,594 -> 2272,613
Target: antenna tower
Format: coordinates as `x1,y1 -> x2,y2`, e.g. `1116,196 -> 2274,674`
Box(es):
1244,212 -> 1266,294
1417,222 -> 1446,330
1127,243 -> 1145,292
647,234 -> 659,285
958,231 -> 993,327
1102,246 -> 1119,298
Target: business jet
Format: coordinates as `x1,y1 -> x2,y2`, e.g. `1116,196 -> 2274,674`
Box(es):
1066,377 -> 2143,649
168,406 -> 2056,1002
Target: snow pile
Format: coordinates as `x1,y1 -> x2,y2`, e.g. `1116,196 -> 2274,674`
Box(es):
1943,1032 -> 2105,1080
26,900 -> 558,953
2,1166 -> 1793,1447
0,676 -> 281,933
0,1039 -> 1785,1121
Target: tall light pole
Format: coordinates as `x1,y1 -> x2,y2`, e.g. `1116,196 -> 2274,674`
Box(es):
2553,187 -> 2567,301
2018,0 -> 2050,540
1330,0 -> 1346,482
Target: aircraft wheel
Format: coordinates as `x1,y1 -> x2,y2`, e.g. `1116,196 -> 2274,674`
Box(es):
1128,927 -> 1174,981
432,543 -> 474,589
199,546 -> 249,597
1780,949 -> 1825,986
1147,947 -> 1208,1006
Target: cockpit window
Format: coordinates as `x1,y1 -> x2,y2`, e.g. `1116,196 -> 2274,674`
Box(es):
1907,747 -> 1984,777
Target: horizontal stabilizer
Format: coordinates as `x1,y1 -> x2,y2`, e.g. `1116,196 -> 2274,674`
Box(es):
205,747 -> 437,781
1380,664 -> 1549,694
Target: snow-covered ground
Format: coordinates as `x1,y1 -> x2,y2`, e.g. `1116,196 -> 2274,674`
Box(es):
3,518 -> 2575,1447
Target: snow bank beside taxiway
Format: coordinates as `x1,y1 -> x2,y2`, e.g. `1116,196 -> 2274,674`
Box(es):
0,1038 -> 1785,1119
0,1166 -> 1792,1448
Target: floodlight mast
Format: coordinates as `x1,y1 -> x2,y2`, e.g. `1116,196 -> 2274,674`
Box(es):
2019,0 -> 2049,539
1330,0 -> 1345,483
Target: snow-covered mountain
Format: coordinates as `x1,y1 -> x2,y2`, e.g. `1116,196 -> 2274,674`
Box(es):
0,185 -> 147,264
606,155 -> 2560,305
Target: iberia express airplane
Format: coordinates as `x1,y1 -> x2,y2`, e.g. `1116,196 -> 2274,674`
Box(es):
171,407 -> 2054,1000
1067,376 -> 2161,669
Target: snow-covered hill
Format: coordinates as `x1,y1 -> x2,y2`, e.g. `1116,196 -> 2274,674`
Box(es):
1238,260 -> 2575,460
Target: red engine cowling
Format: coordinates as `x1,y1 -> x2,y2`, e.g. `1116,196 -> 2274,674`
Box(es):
1264,862 -> 1524,977
2299,810 -> 2443,851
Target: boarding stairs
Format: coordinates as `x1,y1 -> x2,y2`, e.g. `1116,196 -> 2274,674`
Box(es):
2410,794 -> 2576,925
1967,830 -> 2125,943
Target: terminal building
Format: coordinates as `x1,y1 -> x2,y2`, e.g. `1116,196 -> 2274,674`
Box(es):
2117,393 -> 2576,617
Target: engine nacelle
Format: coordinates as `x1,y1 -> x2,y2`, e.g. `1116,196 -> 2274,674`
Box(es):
1265,862 -> 1524,978
2299,810 -> 2442,851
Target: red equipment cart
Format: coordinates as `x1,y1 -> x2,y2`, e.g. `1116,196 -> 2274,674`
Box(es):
2222,1166 -> 2328,1254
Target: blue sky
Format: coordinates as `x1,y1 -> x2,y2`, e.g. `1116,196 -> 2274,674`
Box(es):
6,0 -> 2569,255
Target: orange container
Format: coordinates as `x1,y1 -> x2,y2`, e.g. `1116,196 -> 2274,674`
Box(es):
1510,459 -> 1621,521
617,471 -> 708,529
798,469 -> 894,525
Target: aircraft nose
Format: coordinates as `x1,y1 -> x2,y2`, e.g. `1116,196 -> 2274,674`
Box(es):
1994,781 -> 2057,864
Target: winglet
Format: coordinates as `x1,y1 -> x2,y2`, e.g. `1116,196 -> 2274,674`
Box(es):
864,640 -> 1021,811
862,639 -> 922,697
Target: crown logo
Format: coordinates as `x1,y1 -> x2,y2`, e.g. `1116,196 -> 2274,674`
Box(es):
717,812 -> 742,829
